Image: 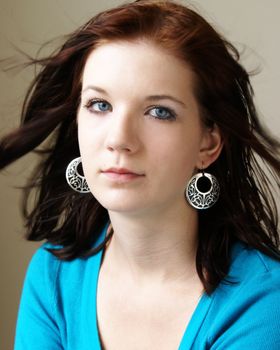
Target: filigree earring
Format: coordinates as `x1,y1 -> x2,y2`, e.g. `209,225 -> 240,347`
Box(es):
65,157 -> 90,193
185,170 -> 220,210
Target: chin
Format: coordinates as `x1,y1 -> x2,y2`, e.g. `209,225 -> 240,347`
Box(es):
101,200 -> 144,213
92,183 -> 136,200
94,193 -> 147,214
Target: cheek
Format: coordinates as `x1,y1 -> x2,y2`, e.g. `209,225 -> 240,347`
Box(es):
78,113 -> 101,151
77,118 -> 101,175
151,129 -> 201,170
149,144 -> 198,194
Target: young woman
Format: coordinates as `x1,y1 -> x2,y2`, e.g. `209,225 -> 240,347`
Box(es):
1,1 -> 279,349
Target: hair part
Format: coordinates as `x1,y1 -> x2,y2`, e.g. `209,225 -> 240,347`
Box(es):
1,0 -> 279,294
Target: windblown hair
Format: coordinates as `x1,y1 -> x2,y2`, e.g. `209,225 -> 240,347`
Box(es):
1,0 -> 279,294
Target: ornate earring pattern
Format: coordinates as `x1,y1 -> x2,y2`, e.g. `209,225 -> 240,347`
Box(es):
186,171 -> 220,210
65,157 -> 90,193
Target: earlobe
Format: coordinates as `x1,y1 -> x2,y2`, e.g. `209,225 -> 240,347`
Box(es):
197,124 -> 223,168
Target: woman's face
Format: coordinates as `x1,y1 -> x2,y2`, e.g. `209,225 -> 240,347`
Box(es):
77,40 -> 221,216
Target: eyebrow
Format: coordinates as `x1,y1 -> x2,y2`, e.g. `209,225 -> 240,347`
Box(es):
82,85 -> 187,108
146,95 -> 187,108
82,85 -> 108,95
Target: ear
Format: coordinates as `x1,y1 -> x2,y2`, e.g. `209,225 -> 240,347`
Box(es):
196,124 -> 223,169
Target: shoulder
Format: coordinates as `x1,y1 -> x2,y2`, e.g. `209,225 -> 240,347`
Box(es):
26,241 -> 102,289
218,240 -> 280,306
225,241 -> 280,298
27,221 -> 110,278
228,241 -> 280,281
23,243 -> 62,302
15,224 -> 108,349
205,242 -> 280,348
228,241 -> 280,316
24,221 -> 109,296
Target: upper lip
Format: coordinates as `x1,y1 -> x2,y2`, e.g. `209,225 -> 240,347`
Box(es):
102,167 -> 144,175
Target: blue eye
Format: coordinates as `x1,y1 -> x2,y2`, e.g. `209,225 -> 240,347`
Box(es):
84,99 -> 112,113
149,106 -> 176,121
95,101 -> 110,112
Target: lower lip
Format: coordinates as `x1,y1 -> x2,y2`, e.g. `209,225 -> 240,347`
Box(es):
101,172 -> 144,182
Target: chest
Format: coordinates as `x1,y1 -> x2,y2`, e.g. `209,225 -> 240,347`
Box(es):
96,273 -> 203,350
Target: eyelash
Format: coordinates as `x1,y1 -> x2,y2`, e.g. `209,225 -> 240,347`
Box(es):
83,98 -> 177,121
83,99 -> 112,115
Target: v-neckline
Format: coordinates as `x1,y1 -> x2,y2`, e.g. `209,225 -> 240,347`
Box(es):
92,223 -> 213,350
178,292 -> 213,349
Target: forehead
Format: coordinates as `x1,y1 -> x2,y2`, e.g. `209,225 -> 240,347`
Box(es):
81,40 -> 195,96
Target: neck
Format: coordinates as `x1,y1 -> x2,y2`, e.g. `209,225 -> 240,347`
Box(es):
103,201 -> 199,286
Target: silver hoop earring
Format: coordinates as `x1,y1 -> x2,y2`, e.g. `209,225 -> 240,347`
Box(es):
186,171 -> 220,210
65,157 -> 90,193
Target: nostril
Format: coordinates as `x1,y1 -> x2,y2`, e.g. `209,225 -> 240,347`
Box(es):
107,143 -> 131,152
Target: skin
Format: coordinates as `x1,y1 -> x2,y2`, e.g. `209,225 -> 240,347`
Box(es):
77,39 -> 223,348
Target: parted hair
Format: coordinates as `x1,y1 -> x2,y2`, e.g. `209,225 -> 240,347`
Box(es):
1,0 -> 280,294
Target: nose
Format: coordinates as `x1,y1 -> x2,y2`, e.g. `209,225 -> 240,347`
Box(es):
105,108 -> 140,153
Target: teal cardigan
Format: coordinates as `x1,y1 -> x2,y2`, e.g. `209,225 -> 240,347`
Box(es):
15,222 -> 280,349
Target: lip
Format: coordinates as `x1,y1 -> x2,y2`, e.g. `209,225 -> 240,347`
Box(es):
101,167 -> 145,182
102,167 -> 144,175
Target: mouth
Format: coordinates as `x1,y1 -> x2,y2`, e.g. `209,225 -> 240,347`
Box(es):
101,167 -> 145,182
101,167 -> 144,175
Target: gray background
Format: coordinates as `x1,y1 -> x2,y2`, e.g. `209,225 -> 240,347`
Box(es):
1,1 -> 279,348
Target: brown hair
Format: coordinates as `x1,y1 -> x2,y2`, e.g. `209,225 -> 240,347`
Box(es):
1,0 -> 279,294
